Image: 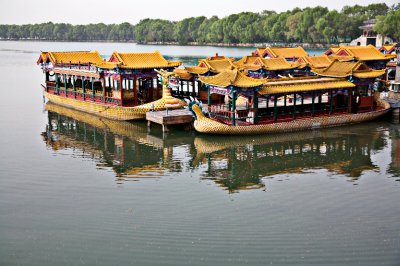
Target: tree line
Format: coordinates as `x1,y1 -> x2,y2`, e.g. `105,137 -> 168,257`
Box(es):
0,3 -> 399,45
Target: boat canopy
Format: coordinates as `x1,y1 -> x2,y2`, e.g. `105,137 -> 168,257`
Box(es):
258,77 -> 355,95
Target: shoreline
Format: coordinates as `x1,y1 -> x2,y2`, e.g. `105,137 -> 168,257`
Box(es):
0,39 -> 332,49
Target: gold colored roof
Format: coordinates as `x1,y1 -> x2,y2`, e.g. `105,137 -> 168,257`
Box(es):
110,51 -> 181,69
234,55 -> 263,71
44,51 -> 119,69
199,69 -> 267,88
37,52 -> 48,64
312,60 -> 386,78
263,46 -> 308,59
256,57 -> 300,71
96,61 -> 120,69
206,54 -> 232,61
258,78 -> 355,95
255,48 -> 267,57
204,58 -> 236,73
380,43 -> 397,54
328,55 -> 354,62
298,55 -> 333,69
235,55 -> 260,67
353,70 -> 386,79
47,51 -> 104,65
324,46 -> 340,55
185,66 -> 209,75
173,68 -> 193,80
186,57 -> 236,74
335,45 -> 395,61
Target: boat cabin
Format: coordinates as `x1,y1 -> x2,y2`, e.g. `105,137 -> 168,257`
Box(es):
38,51 -> 181,107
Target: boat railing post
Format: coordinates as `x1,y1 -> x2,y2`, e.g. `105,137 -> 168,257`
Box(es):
231,89 -> 236,126
311,91 -> 315,117
64,74 -> 67,97
348,88 -> 352,113
119,74 -> 124,106
55,73 -> 59,95
73,75 -> 76,99
207,86 -> 211,106
254,92 -> 259,124
101,76 -> 105,103
293,93 -> 297,119
82,78 -> 85,101
91,77 -> 95,101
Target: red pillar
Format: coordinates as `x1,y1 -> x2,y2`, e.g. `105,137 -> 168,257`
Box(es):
148,78 -> 154,101
120,75 -> 124,106
133,76 -> 138,106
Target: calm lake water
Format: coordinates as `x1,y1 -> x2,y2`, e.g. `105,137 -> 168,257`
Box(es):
0,41 -> 399,265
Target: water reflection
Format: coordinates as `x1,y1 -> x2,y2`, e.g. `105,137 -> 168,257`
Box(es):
42,102 -> 395,192
193,127 -> 386,191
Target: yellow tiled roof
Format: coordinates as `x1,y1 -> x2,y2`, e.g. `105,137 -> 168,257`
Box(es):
380,43 -> 397,53
298,55 -> 333,69
185,66 -> 209,75
324,46 -> 340,55
37,52 -> 49,64
263,46 -> 308,59
258,78 -> 355,95
312,60 -> 386,78
234,55 -> 263,71
328,55 -> 354,62
199,69 -> 267,88
256,58 -> 300,71
335,45 -> 394,61
186,57 -> 236,74
44,51 -> 119,69
206,54 -> 232,61
255,48 -> 267,57
173,68 -> 193,80
110,51 -> 181,69
235,55 -> 260,67
352,70 -> 386,79
96,61 -> 120,69
204,58 -> 236,73
47,51 -> 105,65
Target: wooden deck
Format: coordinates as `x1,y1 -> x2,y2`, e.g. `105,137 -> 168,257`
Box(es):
146,109 -> 194,132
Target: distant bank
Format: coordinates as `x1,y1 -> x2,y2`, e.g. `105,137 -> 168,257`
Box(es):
0,3 -> 398,47
0,38 -> 331,49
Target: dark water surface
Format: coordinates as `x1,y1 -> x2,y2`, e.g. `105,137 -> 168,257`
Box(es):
0,41 -> 399,265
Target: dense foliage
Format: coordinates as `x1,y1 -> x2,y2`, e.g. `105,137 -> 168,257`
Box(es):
0,3 -> 398,44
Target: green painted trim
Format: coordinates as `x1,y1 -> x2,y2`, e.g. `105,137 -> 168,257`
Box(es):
293,93 -> 297,119
311,91 -> 315,117
273,95 -> 278,122
55,73 -> 59,94
231,90 -> 236,126
91,78 -> 95,101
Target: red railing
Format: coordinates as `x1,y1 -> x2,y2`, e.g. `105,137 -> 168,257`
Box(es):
44,89 -> 121,106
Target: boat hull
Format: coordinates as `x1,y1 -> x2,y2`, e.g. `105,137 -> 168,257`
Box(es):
191,94 -> 391,135
45,92 -> 185,121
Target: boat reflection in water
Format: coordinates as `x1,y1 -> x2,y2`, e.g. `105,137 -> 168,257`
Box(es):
193,125 -> 388,192
42,102 -> 193,183
42,102 -> 392,192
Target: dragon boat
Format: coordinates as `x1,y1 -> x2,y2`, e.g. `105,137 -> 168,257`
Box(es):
38,51 -> 185,120
189,61 -> 391,135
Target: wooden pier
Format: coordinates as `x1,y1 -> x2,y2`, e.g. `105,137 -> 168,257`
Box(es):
146,109 -> 194,133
